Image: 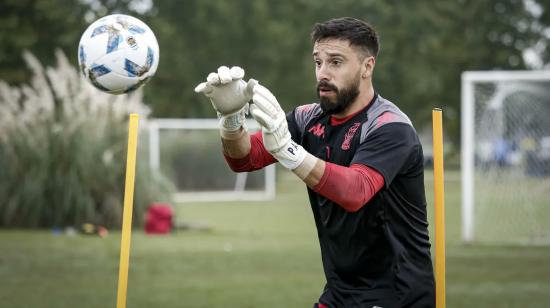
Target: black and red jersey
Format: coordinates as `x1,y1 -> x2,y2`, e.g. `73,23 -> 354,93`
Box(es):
288,94 -> 435,308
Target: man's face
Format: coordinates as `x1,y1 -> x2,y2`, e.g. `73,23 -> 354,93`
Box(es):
313,38 -> 367,114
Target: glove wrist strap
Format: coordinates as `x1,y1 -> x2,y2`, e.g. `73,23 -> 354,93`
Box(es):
275,141 -> 307,170
219,106 -> 248,138
292,152 -> 318,180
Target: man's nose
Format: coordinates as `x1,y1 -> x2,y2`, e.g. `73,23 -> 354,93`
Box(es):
316,64 -> 331,81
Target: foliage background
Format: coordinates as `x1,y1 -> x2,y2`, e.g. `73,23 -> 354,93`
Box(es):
1,1 -> 550,222
0,1 -> 549,306
1,0 -> 550,145
0,50 -> 173,228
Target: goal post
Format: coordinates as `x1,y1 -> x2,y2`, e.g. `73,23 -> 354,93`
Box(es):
148,118 -> 276,203
461,70 -> 550,245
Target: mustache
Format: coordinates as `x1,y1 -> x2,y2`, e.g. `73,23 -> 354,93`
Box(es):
316,80 -> 338,92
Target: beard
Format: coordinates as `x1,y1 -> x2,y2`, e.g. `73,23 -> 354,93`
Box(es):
317,72 -> 361,115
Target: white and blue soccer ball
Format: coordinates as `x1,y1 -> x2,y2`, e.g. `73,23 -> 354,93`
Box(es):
78,14 -> 159,94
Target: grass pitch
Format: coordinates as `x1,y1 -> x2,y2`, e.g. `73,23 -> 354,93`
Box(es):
0,170 -> 549,307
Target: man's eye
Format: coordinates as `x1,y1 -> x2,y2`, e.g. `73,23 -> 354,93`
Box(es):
332,60 -> 342,66
314,60 -> 321,67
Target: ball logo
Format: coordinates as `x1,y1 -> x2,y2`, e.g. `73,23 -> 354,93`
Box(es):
126,36 -> 138,49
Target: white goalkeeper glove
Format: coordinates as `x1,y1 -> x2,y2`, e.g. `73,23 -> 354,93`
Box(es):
194,66 -> 257,136
250,84 -> 307,170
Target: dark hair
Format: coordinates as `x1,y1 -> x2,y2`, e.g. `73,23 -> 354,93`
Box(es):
311,17 -> 379,58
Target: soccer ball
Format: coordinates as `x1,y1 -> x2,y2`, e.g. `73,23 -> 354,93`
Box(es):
78,14 -> 159,94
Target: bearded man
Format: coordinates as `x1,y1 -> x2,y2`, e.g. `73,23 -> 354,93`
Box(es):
196,17 -> 435,308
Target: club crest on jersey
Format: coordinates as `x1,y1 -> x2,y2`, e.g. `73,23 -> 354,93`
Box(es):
308,123 -> 325,138
341,122 -> 361,150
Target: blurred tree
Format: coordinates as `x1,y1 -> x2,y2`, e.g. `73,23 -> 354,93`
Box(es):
1,0 -> 549,144
144,0 -> 319,117
535,0 -> 550,64
0,0 -> 89,82
371,0 -> 550,142
0,0 -> 146,84
147,0 -> 550,144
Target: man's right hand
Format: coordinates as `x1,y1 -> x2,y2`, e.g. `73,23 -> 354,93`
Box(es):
194,66 -> 257,115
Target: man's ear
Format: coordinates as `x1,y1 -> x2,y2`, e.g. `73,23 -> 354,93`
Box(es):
361,56 -> 375,79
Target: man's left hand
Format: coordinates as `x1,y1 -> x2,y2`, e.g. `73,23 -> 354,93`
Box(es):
250,84 -> 306,170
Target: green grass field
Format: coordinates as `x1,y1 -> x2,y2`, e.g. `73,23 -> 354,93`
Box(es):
1,170 -> 550,307
473,169 -> 550,244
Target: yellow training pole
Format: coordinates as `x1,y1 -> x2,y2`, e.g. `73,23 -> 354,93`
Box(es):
432,108 -> 446,308
116,113 -> 139,308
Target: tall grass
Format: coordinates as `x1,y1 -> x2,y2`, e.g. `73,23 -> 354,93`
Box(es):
0,50 -> 172,229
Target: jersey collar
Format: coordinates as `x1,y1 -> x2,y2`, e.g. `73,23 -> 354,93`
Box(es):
329,93 -> 378,126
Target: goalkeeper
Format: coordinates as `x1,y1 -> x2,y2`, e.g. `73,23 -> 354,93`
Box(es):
195,17 -> 435,308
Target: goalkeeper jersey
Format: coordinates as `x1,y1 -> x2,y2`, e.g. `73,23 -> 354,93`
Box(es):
287,94 -> 435,308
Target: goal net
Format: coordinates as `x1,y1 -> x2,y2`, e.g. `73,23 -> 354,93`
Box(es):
461,70 -> 550,245
147,118 -> 275,203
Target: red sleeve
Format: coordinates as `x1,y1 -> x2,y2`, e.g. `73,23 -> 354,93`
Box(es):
223,131 -> 277,172
313,163 -> 385,212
